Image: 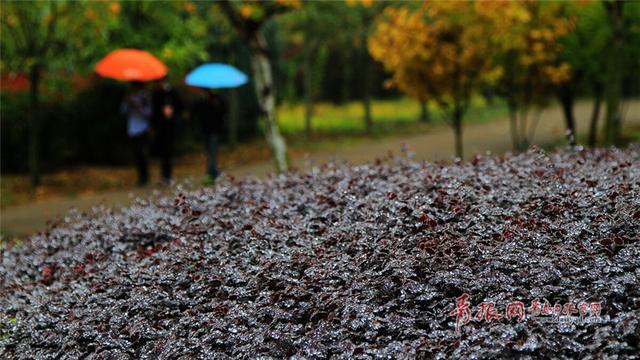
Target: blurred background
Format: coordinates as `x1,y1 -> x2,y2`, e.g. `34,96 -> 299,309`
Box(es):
1,0 -> 639,237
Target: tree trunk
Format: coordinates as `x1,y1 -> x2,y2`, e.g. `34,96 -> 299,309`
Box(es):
419,99 -> 430,123
227,50 -> 239,149
452,106 -> 463,158
527,110 -> 542,145
588,83 -> 603,147
508,102 -> 520,152
604,0 -> 624,146
519,108 -> 530,151
28,63 -> 41,187
303,48 -> 314,139
362,51 -> 373,133
483,88 -> 495,106
132,1 -> 142,30
249,31 -> 288,173
228,87 -> 239,149
359,8 -> 373,134
558,87 -> 576,146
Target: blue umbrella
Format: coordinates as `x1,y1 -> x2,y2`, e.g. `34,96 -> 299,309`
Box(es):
185,63 -> 248,89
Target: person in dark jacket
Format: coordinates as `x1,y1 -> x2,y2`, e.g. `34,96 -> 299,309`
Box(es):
193,90 -> 227,180
152,76 -> 183,184
121,81 -> 152,186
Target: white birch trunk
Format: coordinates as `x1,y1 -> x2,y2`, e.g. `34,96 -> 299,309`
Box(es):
249,32 -> 288,173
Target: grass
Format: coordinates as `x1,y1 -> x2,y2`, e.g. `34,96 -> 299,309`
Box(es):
278,96 -> 509,137
624,123 -> 640,143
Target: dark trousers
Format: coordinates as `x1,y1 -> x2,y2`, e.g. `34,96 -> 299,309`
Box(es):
131,132 -> 149,186
205,133 -> 219,179
157,129 -> 174,181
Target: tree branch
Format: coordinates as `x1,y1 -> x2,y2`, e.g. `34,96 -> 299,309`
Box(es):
261,2 -> 293,19
218,1 -> 290,40
14,5 -> 36,56
2,14 -> 28,56
218,1 -> 254,40
39,0 -> 59,55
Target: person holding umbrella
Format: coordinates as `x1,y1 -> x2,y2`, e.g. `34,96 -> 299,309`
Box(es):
193,90 -> 228,181
121,81 -> 152,186
152,76 -> 183,185
186,63 -> 247,182
95,49 -> 168,187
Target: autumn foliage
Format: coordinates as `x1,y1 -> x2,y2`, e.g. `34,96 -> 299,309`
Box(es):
369,2 -> 500,105
369,0 -> 576,156
480,0 -> 576,149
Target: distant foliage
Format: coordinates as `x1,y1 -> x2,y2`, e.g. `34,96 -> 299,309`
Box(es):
482,1 -> 575,107
370,1 -> 573,109
369,1 -> 576,154
370,3 -> 498,105
369,1 -> 501,156
0,1 -> 115,74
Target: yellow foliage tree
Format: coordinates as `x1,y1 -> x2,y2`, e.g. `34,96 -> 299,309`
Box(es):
370,1 -> 500,158
476,0 -> 575,150
370,0 -> 575,155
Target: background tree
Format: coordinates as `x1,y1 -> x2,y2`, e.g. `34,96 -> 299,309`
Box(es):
279,2 -> 341,138
603,0 -> 625,146
105,1 -> 209,80
596,1 -> 640,146
479,1 -> 574,151
1,1 -> 114,187
370,2 -> 499,157
347,0 -> 387,133
217,0 -> 300,173
621,1 -> 640,133
558,2 -> 609,146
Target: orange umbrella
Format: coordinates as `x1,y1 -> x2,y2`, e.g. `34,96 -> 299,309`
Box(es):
95,49 -> 167,82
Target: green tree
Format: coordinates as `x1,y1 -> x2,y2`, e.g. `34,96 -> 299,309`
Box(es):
105,1 -> 209,80
558,2 -> 609,146
279,2 -> 351,138
348,0 -> 387,133
1,1 -> 114,187
603,0 -> 623,146
480,1 -> 574,151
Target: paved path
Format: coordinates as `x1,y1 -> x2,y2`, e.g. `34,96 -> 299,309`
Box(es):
2,100 -> 638,237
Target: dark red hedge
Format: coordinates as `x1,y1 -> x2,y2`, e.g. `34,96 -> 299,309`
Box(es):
1,146 -> 639,358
